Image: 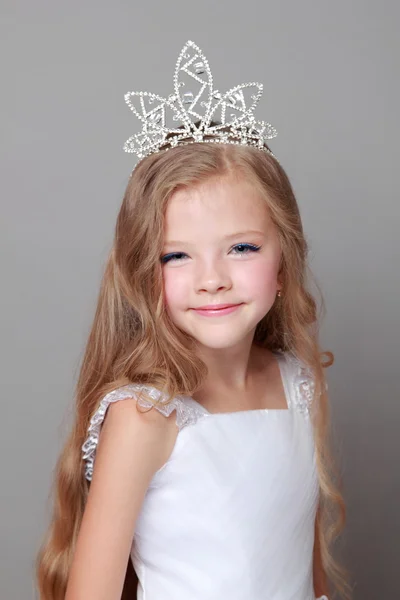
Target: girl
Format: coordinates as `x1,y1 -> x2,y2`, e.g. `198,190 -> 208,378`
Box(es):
36,40 -> 351,600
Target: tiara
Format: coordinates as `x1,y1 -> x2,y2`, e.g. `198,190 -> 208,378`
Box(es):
123,40 -> 278,162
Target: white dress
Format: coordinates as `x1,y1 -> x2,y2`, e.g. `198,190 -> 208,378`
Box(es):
82,350 -> 329,600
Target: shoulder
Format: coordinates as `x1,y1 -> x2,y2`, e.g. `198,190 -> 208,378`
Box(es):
82,384 -> 182,483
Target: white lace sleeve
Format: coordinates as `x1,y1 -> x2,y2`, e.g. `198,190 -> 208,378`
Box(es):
285,352 -> 326,418
81,384 -> 205,482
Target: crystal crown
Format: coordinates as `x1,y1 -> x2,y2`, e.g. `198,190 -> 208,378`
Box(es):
123,40 -> 278,161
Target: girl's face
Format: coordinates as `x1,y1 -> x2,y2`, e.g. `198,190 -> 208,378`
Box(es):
161,175 -> 282,350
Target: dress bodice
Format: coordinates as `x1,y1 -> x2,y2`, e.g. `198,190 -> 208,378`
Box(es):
82,351 -> 328,600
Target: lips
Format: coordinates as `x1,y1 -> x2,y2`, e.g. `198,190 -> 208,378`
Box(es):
194,303 -> 240,310
191,303 -> 243,317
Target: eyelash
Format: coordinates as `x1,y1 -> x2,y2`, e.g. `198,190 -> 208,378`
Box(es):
160,243 -> 261,264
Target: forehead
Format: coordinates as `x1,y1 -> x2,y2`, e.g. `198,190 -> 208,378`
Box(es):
164,176 -> 272,234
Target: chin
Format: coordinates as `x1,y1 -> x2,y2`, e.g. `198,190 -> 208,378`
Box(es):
188,327 -> 257,349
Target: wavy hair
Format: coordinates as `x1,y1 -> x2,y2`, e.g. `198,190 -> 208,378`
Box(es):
35,136 -> 352,599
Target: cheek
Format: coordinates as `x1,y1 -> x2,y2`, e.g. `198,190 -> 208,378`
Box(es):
236,258 -> 279,300
162,268 -> 189,309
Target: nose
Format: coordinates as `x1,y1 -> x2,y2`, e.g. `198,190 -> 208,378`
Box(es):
195,258 -> 232,294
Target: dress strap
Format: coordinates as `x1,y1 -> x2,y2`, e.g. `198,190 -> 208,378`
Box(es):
274,351 -> 319,418
81,384 -> 206,482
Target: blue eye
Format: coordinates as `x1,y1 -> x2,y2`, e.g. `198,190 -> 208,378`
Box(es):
160,252 -> 188,264
160,243 -> 261,264
231,243 -> 261,255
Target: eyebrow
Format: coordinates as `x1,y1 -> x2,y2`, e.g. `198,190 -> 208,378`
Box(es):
163,230 -> 265,247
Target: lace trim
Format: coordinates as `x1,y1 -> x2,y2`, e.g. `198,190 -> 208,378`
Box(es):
285,352 -> 327,418
81,384 -> 206,482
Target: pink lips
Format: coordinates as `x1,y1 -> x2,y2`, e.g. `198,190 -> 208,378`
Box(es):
192,303 -> 243,316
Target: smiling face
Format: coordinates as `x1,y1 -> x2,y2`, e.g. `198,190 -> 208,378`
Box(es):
161,175 -> 283,350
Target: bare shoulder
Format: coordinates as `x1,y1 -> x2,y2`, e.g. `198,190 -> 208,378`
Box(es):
66,396 -> 178,599
102,394 -> 179,472
103,397 -> 178,462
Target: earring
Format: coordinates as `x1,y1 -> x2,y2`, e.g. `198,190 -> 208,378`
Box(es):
277,290 -> 282,297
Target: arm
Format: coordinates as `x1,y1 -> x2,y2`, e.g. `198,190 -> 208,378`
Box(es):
65,397 -> 178,600
313,508 -> 329,597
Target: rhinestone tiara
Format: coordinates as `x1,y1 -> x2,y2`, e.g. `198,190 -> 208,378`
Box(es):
123,40 -> 278,163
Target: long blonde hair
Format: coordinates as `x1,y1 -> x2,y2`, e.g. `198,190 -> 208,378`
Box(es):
36,141 -> 352,599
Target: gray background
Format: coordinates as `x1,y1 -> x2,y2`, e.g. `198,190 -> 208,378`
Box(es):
1,1 -> 399,598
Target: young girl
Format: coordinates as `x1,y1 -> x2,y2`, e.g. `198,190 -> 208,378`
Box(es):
36,40 -> 351,600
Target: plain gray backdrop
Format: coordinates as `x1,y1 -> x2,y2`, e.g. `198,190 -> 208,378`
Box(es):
2,1 -> 399,598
